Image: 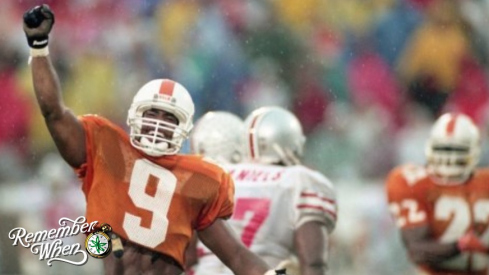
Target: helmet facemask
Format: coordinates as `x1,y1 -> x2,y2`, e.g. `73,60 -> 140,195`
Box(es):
426,143 -> 479,185
127,80 -> 195,157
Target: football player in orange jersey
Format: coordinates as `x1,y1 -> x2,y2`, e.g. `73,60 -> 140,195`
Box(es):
23,4 -> 285,275
386,112 -> 489,275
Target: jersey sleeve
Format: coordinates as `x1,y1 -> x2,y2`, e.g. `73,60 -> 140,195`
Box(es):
195,171 -> 235,231
292,168 -> 337,233
385,165 -> 429,229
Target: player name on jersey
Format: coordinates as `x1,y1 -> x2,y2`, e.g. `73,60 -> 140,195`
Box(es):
229,168 -> 284,182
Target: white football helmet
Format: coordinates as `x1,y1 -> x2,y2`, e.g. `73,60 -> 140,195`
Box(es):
127,79 -> 194,156
425,113 -> 481,185
244,106 -> 306,166
190,111 -> 245,164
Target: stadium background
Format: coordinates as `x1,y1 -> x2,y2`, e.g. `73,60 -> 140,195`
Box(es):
1,0 -> 489,274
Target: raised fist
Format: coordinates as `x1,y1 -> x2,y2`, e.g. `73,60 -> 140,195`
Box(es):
23,4 -> 55,49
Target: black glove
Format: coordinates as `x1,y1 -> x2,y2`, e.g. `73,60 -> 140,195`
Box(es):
23,4 -> 55,49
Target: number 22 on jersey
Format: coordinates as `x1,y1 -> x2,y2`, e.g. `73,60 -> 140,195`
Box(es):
123,159 -> 177,248
389,196 -> 489,241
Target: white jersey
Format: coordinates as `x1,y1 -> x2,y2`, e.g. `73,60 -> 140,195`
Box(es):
193,163 -> 337,275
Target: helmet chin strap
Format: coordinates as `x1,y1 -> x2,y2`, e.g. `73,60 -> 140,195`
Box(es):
140,137 -> 169,156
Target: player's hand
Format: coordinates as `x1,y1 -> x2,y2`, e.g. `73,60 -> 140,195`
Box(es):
23,4 -> 55,49
457,231 -> 489,253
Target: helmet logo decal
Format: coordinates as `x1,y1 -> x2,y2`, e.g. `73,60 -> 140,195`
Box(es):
445,114 -> 458,136
158,79 -> 175,96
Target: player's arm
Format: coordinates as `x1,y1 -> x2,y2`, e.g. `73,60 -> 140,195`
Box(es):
387,195 -> 459,268
197,219 -> 273,275
184,232 -> 198,270
292,168 -> 337,275
294,221 -> 329,275
403,226 -> 489,267
401,225 -> 460,268
24,5 -> 86,168
386,168 -> 463,269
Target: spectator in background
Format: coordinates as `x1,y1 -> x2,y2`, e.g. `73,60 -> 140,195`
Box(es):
154,0 -> 199,69
444,56 -> 489,126
459,0 -> 489,66
63,50 -> 118,121
346,33 -> 403,129
240,58 -> 291,115
406,0 -> 436,11
393,102 -> 433,166
0,44 -> 31,182
373,0 -> 421,69
302,102 -> 359,179
0,45 -> 31,156
398,0 -> 469,118
239,2 -> 305,90
292,62 -> 330,135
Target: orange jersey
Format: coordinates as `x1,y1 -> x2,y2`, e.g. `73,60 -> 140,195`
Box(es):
75,115 -> 234,268
386,164 -> 489,275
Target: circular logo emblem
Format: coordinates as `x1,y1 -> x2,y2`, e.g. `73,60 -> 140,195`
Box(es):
85,223 -> 112,258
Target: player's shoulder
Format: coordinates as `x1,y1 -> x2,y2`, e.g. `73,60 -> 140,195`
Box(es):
79,114 -> 111,126
78,114 -> 124,132
474,167 -> 489,179
177,154 -> 228,182
78,114 -> 127,140
81,114 -> 129,138
279,165 -> 336,196
289,165 -> 334,184
386,163 -> 429,195
288,165 -> 327,177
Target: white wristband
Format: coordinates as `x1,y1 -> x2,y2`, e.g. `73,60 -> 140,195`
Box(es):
28,47 -> 49,65
30,46 -> 49,57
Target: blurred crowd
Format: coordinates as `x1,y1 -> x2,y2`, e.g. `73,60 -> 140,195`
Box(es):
2,0 -> 489,179
1,0 -> 489,274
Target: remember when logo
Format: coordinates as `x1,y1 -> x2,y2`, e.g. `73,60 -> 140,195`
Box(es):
85,223 -> 112,258
8,216 -> 98,266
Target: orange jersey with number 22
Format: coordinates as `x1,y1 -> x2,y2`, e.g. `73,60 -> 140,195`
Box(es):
386,164 -> 489,275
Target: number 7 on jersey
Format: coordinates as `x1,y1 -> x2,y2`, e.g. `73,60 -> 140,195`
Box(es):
233,198 -> 271,247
